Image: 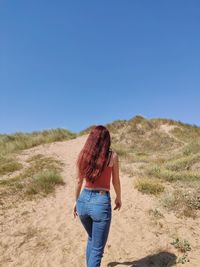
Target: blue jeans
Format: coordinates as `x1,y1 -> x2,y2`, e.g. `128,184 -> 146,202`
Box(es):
76,188 -> 112,267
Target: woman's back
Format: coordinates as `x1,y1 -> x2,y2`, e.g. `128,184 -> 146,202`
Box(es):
84,150 -> 115,191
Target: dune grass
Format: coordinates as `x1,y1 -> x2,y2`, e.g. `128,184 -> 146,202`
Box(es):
146,165 -> 200,182
134,177 -> 165,195
0,128 -> 76,156
1,154 -> 64,184
171,125 -> 200,143
25,170 -> 65,196
111,144 -> 129,157
164,153 -> 200,171
162,189 -> 200,218
0,128 -> 72,206
0,156 -> 23,176
144,142 -> 200,182
0,154 -> 65,203
134,139 -> 200,218
182,141 -> 200,155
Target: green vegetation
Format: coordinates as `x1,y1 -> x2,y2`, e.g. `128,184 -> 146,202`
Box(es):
106,117 -> 183,155
182,140 -> 200,155
162,189 -> 200,218
111,144 -> 129,157
143,140 -> 200,184
142,142 -> 200,218
134,177 -> 165,195
26,170 -> 64,196
164,153 -> 200,171
148,208 -> 164,219
173,237 -> 191,252
0,156 -> 23,175
171,125 -> 200,143
146,165 -> 200,182
0,128 -> 76,156
0,128 -> 74,207
171,238 -> 191,264
0,154 -> 65,203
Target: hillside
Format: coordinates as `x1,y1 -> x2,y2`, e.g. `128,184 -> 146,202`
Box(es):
0,116 -> 200,266
80,115 -> 200,154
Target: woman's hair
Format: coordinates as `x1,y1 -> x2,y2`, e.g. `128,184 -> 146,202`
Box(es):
76,125 -> 111,183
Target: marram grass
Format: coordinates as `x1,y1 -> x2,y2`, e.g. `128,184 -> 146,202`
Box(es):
134,177 -> 165,195
26,170 -> 65,196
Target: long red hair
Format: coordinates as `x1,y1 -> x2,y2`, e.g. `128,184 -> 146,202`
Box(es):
76,125 -> 111,183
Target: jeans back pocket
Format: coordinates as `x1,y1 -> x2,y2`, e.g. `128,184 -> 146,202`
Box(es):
91,202 -> 111,221
91,193 -> 111,205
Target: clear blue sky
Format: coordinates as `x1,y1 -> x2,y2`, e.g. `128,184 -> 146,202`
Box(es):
1,1 -> 200,134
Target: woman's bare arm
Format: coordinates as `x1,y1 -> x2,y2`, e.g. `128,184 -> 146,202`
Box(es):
75,178 -> 83,202
73,170 -> 83,218
74,167 -> 84,202
112,152 -> 122,206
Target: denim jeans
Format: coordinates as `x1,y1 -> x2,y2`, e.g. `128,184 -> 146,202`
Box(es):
76,188 -> 112,267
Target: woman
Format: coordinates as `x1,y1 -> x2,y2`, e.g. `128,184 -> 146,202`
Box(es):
73,125 -> 122,267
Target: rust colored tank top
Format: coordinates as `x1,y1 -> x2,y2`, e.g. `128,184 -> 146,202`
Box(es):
84,150 -> 113,191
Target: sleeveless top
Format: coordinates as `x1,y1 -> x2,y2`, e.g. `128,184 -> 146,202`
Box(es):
84,150 -> 114,191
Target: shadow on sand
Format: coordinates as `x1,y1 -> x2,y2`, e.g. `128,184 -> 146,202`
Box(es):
107,251 -> 177,267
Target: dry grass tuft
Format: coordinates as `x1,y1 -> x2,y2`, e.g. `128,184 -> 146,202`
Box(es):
134,177 -> 165,195
162,189 -> 200,218
25,170 -> 65,196
0,154 -> 65,206
0,156 -> 23,175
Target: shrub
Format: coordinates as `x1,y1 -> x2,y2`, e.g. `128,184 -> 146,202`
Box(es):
0,156 -> 23,175
26,170 -> 65,195
134,177 -> 164,195
162,189 -> 200,218
0,154 -> 65,204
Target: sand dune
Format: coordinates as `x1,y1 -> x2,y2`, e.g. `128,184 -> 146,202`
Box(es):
0,134 -> 199,267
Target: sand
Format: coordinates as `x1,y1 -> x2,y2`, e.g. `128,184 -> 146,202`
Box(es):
0,134 -> 200,267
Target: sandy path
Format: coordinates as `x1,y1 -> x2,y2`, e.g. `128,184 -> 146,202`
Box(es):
0,134 -> 199,267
